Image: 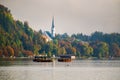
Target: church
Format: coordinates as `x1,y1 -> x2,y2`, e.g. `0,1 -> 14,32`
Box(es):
42,17 -> 55,42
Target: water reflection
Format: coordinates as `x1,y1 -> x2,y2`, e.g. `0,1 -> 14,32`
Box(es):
0,58 -> 120,67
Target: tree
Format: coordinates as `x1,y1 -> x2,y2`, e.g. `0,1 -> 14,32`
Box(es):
6,46 -> 14,57
33,44 -> 40,55
52,45 -> 58,56
22,50 -> 33,57
3,47 -> 8,57
24,21 -> 34,39
76,51 -> 81,58
72,47 -> 77,55
0,50 -> 3,57
58,47 -> 66,55
77,43 -> 93,57
90,31 -> 104,41
65,46 -> 76,55
92,41 -> 109,58
83,45 -> 93,57
110,43 -> 120,57
48,51 -> 52,57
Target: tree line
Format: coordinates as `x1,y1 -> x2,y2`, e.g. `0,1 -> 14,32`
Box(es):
0,4 -> 120,59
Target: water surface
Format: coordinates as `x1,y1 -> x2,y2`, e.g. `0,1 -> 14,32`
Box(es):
0,59 -> 120,80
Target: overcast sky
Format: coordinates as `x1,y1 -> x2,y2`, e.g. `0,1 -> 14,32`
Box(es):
0,0 -> 120,35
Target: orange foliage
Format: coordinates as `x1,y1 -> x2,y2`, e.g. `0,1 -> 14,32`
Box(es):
0,50 -> 3,57
22,50 -> 33,57
6,46 -> 14,57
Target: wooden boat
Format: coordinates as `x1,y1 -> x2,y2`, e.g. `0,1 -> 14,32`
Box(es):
58,58 -> 71,62
58,55 -> 72,62
33,56 -> 53,62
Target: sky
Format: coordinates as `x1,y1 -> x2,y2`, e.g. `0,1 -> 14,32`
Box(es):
0,0 -> 120,35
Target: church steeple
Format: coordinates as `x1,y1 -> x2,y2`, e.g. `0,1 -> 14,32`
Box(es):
51,16 -> 55,38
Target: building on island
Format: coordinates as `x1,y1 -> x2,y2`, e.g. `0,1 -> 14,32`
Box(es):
42,17 -> 55,42
51,17 -> 55,38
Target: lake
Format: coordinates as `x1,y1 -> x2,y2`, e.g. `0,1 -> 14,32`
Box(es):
0,59 -> 120,80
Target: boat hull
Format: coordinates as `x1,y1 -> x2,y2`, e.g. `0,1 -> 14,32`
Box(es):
58,58 -> 71,62
33,58 -> 53,62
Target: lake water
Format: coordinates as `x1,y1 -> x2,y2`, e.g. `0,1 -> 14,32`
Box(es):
0,59 -> 120,80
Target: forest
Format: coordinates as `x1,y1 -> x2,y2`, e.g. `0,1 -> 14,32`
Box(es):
0,4 -> 120,59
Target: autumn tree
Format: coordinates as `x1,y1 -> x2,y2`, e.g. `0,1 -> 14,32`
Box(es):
22,50 -> 33,57
6,46 -> 14,57
0,50 -> 3,57
110,43 -> 120,57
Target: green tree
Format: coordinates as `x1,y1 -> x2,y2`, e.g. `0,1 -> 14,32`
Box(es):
52,45 -> 58,56
48,51 -> 52,57
92,42 -> 109,58
33,45 -> 40,55
58,47 -> 66,55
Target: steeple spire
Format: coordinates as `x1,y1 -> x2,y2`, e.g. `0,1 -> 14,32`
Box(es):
51,16 -> 55,38
52,16 -> 54,28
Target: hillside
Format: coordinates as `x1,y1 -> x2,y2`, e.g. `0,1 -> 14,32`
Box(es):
0,4 -> 45,57
0,4 -> 120,59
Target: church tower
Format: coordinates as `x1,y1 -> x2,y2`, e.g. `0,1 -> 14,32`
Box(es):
51,17 -> 55,38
